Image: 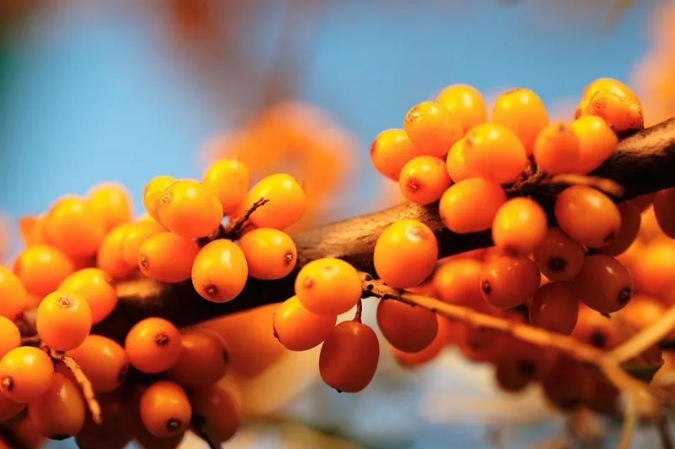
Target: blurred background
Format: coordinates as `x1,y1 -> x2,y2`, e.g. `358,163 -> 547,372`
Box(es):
0,0 -> 674,447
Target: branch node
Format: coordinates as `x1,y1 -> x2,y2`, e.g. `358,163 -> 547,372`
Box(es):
223,197 -> 270,239
48,349 -> 102,425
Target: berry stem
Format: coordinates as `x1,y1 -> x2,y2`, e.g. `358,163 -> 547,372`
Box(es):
223,197 -> 270,239
191,414 -> 218,449
353,299 -> 363,323
48,348 -> 102,425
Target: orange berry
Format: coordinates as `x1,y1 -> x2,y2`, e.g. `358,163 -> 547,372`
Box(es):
0,317 -> 20,361
273,296 -> 337,351
456,323 -> 505,363
238,228 -> 297,280
533,228 -> 585,281
37,290 -> 92,351
446,138 -> 473,182
542,355 -> 594,410
202,158 -> 251,215
572,304 -> 624,351
370,128 -> 421,181
492,88 -> 549,154
191,239 -> 249,303
158,180 -> 223,239
44,196 -> 106,258
0,393 -> 23,421
0,267 -> 27,320
138,232 -> 200,283
480,256 -> 541,308
439,178 -> 506,233
28,371 -> 86,439
190,385 -> 240,445
377,299 -> 438,353
533,122 -> 580,175
391,316 -> 453,367
67,335 -> 128,393
121,219 -> 166,267
629,193 -> 654,214
319,321 -> 380,393
295,258 -> 361,316
491,197 -> 547,257
246,173 -> 307,229
74,393 -> 135,449
555,186 -> 621,248
0,346 -> 54,402
373,220 -> 438,289
432,259 -> 484,308
464,124 -> 528,184
580,77 -> 641,105
571,116 -> 618,174
143,175 -> 176,222
87,183 -> 133,231
529,282 -> 579,335
125,318 -> 182,374
139,381 -> 191,438
96,224 -> 136,281
578,91 -> 643,132
435,84 -> 487,132
572,254 -> 633,313
631,241 -> 675,298
654,187 -> 675,238
13,244 -> 75,296
599,202 -> 641,256
59,268 -> 118,325
403,101 -> 463,157
167,331 -> 229,387
398,156 -> 451,205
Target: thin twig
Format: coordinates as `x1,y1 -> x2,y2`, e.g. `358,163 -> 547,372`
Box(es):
612,303 -> 675,363
48,349 -> 102,424
19,335 -> 41,346
545,174 -> 625,198
223,197 -> 269,238
618,396 -> 637,449
191,414 -> 218,449
353,299 -> 363,323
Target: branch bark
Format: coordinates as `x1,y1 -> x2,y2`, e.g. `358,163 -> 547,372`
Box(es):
94,118 -> 675,340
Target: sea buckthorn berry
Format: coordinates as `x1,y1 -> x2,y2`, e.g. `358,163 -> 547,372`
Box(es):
403,101 -> 463,158
0,346 -> 54,402
631,240 -> 675,297
533,228 -> 585,281
572,304 -> 624,351
139,381 -> 191,438
143,175 -> 176,222
580,77 -> 641,106
136,427 -> 185,449
439,178 -> 506,234
0,392 -> 23,421
87,183 -> 133,231
481,256 -> 541,308
0,267 -> 27,320
492,197 -> 547,257
374,220 -> 438,289
319,321 -> 380,393
629,192 -> 654,214
494,359 -> 530,393
66,335 -> 129,393
202,158 -> 251,215
578,91 -> 644,132
617,295 -> 675,337
121,219 -> 166,266
464,124 -> 528,184
125,318 -> 182,373
571,116 -> 618,174
96,224 -> 136,281
238,228 -> 297,280
59,268 -> 118,325
398,156 -> 451,205
44,196 -> 106,258
158,180 -> 223,238
435,84 -> 487,132
492,88 -> 548,154
599,202 -> 641,256
529,282 -> 579,335
75,393 -> 135,449
27,372 -> 85,439
37,290 -> 92,351
0,317 -> 21,361
654,187 -> 675,238
13,244 -> 75,296
370,128 -> 421,181
167,331 -> 229,387
247,173 -> 307,229
446,138 -> 473,182
391,316 -> 453,367
19,214 -> 51,247
639,204 -> 665,243
571,254 -> 633,313
295,258 -> 361,316
496,335 -> 557,384
533,122 -> 580,175
542,355 -> 594,411
190,385 -> 240,445
273,296 -> 337,351
456,323 -> 505,363
432,259 -> 484,308
138,232 -> 200,283
554,186 -> 621,248
376,299 -> 438,353
191,239 -> 248,303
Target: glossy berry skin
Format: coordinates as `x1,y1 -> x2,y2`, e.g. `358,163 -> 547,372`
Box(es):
319,321 -> 380,393
373,220 -> 438,289
599,202 -> 641,256
491,198 -> 547,257
0,267 -> 27,320
398,156 -> 451,205
555,186 -> 621,248
167,331 -> 229,387
446,138 -> 473,182
96,224 -> 136,281
139,381 -> 191,438
0,392 -> 24,421
143,175 -> 177,222
370,128 -> 422,181
571,116 -> 618,174
492,88 -> 549,155
87,183 -> 133,231
59,268 -> 118,325
529,282 -> 579,335
238,228 -> 297,280
37,290 -> 92,351
13,244 -> 75,297
295,258 -> 362,316
0,317 -> 20,362
481,257 -> 541,308
191,239 -> 249,303
44,196 -> 106,258
578,91 -> 643,133
190,385 -> 241,445
580,78 -> 641,105
572,304 -> 624,351
247,173 -> 307,229
435,84 -> 487,132
67,335 -> 129,393
432,259 -> 484,308
391,316 -> 453,367
533,228 -> 585,281
376,299 -> 438,353
273,296 -> 337,351
138,232 -> 200,283
202,158 -> 251,215
0,346 -> 55,403
157,180 -> 223,238
439,178 -> 506,234
403,101 -> 463,158
121,220 -> 166,266
125,318 -> 182,374
533,122 -> 580,175
571,254 -> 633,313
27,372 -> 86,439
464,124 -> 528,184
